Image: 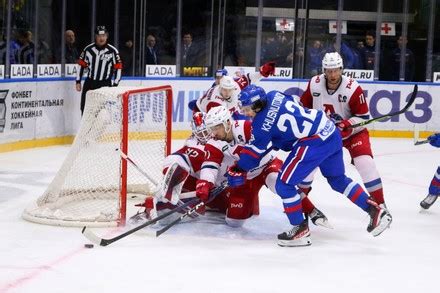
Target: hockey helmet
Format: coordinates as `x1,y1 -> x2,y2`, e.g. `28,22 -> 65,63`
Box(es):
191,112 -> 212,144
238,84 -> 267,108
215,68 -> 228,78
219,76 -> 237,90
204,106 -> 232,133
322,52 -> 343,70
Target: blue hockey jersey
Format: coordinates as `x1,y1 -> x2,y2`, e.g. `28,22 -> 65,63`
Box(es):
237,90 -> 335,171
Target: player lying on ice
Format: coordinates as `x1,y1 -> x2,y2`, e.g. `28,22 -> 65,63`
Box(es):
132,110 -> 330,228
228,84 -> 392,247
420,133 -> 440,209
188,61 -> 276,119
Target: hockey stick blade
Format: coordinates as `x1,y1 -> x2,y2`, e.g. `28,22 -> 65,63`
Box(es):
349,84 -> 418,129
415,139 -> 430,145
155,201 -> 205,237
81,197 -> 200,246
155,182 -> 229,237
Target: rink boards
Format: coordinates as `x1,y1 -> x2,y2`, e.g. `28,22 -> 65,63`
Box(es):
0,77 -> 439,152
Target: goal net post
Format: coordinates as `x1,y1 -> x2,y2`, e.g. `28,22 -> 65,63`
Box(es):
23,85 -> 172,227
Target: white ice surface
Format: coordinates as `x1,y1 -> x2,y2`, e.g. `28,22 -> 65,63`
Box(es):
1,138 -> 440,293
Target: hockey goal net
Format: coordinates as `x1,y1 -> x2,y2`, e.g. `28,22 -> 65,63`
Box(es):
23,86 -> 172,227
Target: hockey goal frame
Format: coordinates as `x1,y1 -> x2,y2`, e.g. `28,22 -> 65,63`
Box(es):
22,85 -> 173,227
119,86 -> 172,225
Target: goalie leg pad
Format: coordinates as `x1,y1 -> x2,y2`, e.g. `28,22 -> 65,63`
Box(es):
156,163 -> 189,205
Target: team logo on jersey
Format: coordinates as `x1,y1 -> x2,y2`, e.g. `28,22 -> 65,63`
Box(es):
237,134 -> 245,144
312,92 -> 320,97
338,95 -> 347,103
100,54 -> 113,61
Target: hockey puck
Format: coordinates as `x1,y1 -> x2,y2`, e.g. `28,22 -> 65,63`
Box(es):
84,243 -> 94,249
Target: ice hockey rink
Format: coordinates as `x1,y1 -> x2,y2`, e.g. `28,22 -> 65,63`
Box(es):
1,137 -> 439,293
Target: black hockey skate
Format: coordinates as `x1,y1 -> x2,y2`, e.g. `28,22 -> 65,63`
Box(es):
277,220 -> 311,247
308,208 -> 333,229
420,194 -> 438,210
367,200 -> 392,237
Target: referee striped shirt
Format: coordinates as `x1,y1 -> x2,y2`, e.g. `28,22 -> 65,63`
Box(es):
76,43 -> 122,85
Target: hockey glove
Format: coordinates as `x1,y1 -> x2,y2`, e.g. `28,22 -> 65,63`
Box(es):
196,180 -> 214,203
428,133 -> 440,148
336,119 -> 353,139
329,113 -> 343,124
227,163 -> 246,187
259,61 -> 276,77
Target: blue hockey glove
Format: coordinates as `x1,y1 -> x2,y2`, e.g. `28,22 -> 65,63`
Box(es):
329,113 -> 343,124
227,163 -> 246,187
428,133 -> 440,148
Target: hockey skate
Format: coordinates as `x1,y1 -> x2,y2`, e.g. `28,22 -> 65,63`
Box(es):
367,200 -> 392,237
420,194 -> 438,210
129,196 -> 158,225
277,220 -> 312,247
308,208 -> 333,229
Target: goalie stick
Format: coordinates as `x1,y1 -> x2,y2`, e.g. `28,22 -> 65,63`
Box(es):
118,148 -> 159,186
81,183 -> 227,246
348,84 -> 418,129
155,181 -> 228,237
118,148 -> 197,200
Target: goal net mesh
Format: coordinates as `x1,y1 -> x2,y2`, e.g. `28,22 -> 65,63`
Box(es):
22,86 -> 172,227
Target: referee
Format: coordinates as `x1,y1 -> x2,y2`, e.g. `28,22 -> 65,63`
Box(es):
75,26 -> 122,115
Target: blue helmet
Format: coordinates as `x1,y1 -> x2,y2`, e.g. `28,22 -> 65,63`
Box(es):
215,68 -> 228,78
238,85 -> 267,108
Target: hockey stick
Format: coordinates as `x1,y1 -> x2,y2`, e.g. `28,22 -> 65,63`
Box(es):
118,149 -> 158,186
348,84 -> 418,129
81,183 -> 227,246
155,182 -> 228,237
415,139 -> 430,145
117,148 -> 197,200
82,196 -> 200,246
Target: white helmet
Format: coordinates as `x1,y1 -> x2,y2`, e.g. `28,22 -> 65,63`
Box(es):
322,52 -> 343,70
204,106 -> 232,133
219,76 -> 237,90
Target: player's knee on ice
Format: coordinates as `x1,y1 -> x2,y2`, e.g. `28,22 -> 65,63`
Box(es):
225,217 -> 246,228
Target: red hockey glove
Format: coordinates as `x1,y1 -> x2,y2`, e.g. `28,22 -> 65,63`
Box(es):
227,163 -> 246,187
259,61 -> 276,77
196,180 -> 214,203
336,119 -> 353,139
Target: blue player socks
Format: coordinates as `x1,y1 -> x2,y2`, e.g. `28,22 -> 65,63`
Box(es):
345,182 -> 370,210
282,195 -> 304,225
429,166 -> 440,196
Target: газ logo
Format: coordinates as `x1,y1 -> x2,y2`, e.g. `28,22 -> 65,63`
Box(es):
0,90 -> 8,133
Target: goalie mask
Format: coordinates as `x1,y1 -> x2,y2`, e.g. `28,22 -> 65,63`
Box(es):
191,112 -> 212,144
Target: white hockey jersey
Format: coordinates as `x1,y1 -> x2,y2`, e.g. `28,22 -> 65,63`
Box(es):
162,136 -> 205,179
196,72 -> 263,114
200,120 -> 276,186
300,74 -> 370,137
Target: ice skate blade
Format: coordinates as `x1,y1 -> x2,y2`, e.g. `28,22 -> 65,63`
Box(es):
370,214 -> 392,237
314,218 -> 334,229
277,236 -> 312,247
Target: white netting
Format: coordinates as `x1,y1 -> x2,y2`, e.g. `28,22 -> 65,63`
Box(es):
23,86 -> 171,227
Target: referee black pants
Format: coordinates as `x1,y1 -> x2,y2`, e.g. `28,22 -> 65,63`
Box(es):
80,79 -> 112,115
